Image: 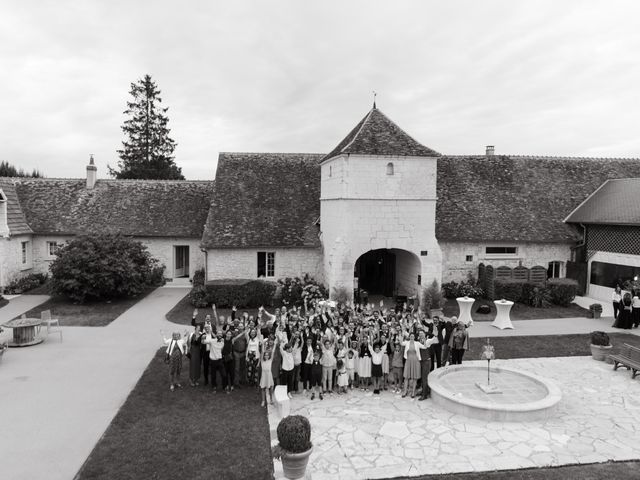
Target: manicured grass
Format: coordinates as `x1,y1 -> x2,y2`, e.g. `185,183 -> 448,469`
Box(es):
75,349 -> 273,480
443,298 -> 590,322
392,460 -> 640,480
15,288 -> 156,326
0,297 -> 9,309
22,281 -> 52,295
465,332 -> 640,360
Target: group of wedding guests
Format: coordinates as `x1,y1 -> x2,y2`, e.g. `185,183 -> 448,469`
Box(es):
611,285 -> 640,329
162,300 -> 472,404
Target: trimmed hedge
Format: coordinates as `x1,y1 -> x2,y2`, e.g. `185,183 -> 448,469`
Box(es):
547,278 -> 579,307
189,279 -> 278,308
493,279 -> 525,302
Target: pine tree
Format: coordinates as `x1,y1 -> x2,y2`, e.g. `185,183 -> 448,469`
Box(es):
0,160 -> 43,177
109,75 -> 184,180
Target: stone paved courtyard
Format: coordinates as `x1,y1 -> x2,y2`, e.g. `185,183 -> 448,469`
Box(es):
269,356 -> 640,479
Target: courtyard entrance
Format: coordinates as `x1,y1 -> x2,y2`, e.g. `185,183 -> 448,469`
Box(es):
354,248 -> 421,299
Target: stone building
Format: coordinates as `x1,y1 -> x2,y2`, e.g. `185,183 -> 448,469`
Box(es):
2,105 -> 640,302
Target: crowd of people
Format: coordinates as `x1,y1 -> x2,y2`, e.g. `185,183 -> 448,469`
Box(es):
162,299 -> 472,404
611,285 -> 640,329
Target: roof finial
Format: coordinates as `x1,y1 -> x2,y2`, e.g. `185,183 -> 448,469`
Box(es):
372,90 -> 377,109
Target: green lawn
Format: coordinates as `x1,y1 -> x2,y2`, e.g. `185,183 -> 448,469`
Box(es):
75,349 -> 274,480
0,297 -> 9,309
443,298 -> 591,322
16,288 -> 156,326
392,461 -> 640,480
465,332 -> 639,360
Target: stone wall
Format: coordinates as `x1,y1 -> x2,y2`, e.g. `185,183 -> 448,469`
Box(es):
206,247 -> 324,283
320,153 -> 441,298
0,234 -> 33,288
141,237 -> 204,279
440,241 -> 572,283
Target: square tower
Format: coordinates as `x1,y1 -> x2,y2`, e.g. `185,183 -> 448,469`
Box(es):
320,106 -> 442,300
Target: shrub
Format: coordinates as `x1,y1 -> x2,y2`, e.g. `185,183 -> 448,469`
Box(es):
528,286 -> 552,308
331,285 -> 351,306
202,279 -> 277,308
422,279 -> 445,312
188,285 -> 209,308
493,279 -> 525,302
276,415 -> 312,454
5,272 -> 48,294
442,280 -> 484,299
590,331 -> 610,346
547,278 -> 579,307
49,234 -> 165,303
279,274 -> 327,307
192,268 -> 205,287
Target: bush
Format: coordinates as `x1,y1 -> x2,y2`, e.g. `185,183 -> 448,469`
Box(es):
422,279 -> 445,312
547,278 -> 579,307
442,279 -> 484,299
276,415 -> 312,454
528,286 -> 552,308
331,285 -> 351,306
192,268 -> 205,287
49,234 -> 165,303
188,285 -> 209,308
5,272 -> 48,294
493,279 -> 525,302
590,331 -> 610,346
278,274 -> 327,307
200,279 -> 277,308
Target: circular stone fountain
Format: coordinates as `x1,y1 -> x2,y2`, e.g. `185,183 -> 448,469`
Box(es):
428,364 -> 562,422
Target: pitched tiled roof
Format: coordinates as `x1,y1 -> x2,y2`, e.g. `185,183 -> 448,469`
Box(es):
436,156 -> 640,242
564,178 -> 640,225
201,153 -> 323,248
13,178 -> 214,237
322,107 -> 440,162
0,178 -> 33,235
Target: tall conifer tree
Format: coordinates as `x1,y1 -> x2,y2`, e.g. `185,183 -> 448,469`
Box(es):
109,75 -> 184,179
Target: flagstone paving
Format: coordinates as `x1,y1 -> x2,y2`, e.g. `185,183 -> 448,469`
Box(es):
269,356 -> 640,479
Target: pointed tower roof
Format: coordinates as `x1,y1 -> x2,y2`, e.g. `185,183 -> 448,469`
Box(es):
322,106 -> 440,162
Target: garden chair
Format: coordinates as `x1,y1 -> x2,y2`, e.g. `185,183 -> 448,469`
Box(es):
41,310 -> 62,342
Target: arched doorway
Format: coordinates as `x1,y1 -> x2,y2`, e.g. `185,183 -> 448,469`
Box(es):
354,248 -> 421,298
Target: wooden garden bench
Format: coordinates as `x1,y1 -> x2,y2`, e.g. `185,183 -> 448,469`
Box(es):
610,343 -> 640,379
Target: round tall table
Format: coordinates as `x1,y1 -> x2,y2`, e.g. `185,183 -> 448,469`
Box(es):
492,300 -> 515,330
456,296 -> 475,326
2,318 -> 43,347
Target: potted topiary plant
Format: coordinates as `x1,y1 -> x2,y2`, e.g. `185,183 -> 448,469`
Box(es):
272,415 -> 313,479
589,303 -> 603,319
590,331 -> 612,361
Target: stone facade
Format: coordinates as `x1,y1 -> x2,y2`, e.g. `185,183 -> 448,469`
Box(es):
440,241 -> 572,283
320,154 -> 442,298
0,234 -> 205,289
206,247 -> 323,282
0,234 -> 33,287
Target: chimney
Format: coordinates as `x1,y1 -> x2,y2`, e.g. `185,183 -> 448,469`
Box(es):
86,155 -> 97,189
486,145 -> 495,156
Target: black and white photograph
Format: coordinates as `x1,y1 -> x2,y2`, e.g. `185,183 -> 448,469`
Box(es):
1,1 -> 639,479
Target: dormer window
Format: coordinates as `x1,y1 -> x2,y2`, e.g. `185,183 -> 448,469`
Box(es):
386,162 -> 394,175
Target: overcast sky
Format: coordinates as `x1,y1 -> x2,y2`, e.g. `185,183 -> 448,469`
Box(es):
1,1 -> 639,180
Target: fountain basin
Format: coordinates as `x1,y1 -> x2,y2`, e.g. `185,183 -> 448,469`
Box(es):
428,364 -> 562,422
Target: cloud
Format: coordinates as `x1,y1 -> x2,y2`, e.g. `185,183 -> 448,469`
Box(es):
0,0 -> 639,179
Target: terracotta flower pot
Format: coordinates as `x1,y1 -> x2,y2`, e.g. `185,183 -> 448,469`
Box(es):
281,447 -> 313,480
590,344 -> 612,361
